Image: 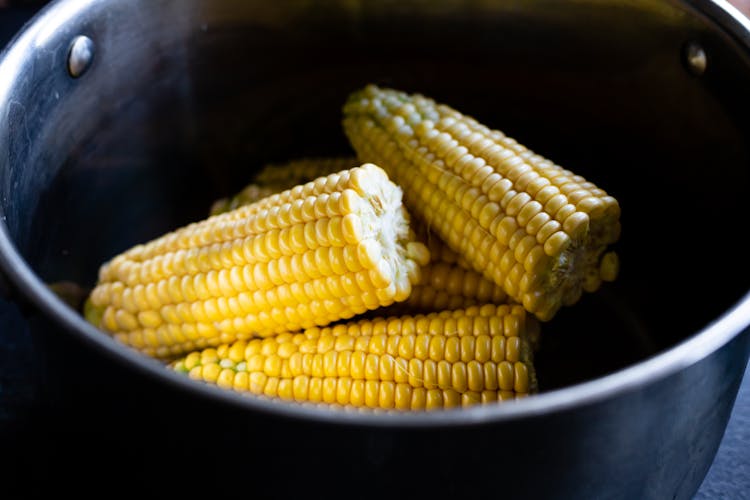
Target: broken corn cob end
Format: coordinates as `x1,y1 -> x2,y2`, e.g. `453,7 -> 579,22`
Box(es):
85,163 -> 430,358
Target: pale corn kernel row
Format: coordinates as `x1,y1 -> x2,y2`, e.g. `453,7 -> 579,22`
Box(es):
343,85 -> 621,320
172,306 -> 536,410
85,164 -> 430,358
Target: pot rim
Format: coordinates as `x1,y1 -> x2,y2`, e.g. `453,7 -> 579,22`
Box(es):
1,0 -> 749,428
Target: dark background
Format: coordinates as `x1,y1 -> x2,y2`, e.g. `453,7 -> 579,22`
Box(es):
0,1 -> 748,498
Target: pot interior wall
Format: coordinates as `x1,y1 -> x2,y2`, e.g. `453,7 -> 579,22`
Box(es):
2,0 -> 750,390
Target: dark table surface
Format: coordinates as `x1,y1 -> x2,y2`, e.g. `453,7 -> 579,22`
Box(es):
1,4 -> 749,499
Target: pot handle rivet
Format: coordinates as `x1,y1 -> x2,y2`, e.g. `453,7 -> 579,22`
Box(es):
684,41 -> 707,76
67,35 -> 95,78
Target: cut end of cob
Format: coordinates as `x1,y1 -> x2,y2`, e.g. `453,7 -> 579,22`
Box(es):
343,84 -> 621,321
84,163 -> 430,358
547,213 -> 620,310
346,163 -> 431,301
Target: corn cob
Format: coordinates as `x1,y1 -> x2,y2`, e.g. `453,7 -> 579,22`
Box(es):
209,157 -> 358,216
172,304 -> 537,410
343,85 -> 620,321
85,164 -> 430,358
209,157 -> 511,315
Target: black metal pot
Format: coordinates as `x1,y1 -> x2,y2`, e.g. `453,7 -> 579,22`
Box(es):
2,0 -> 750,498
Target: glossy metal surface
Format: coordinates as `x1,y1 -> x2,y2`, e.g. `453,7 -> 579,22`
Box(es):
66,34 -> 94,78
1,0 -> 750,497
684,41 -> 710,74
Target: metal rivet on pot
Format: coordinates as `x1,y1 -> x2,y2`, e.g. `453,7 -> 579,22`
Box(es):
67,35 -> 95,78
684,42 -> 707,76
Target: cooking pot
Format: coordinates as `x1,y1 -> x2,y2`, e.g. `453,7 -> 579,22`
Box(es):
2,0 -> 750,497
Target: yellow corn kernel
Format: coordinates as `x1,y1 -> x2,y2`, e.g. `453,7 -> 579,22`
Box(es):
170,305 -> 537,411
344,85 -> 620,321
84,164 -> 430,358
